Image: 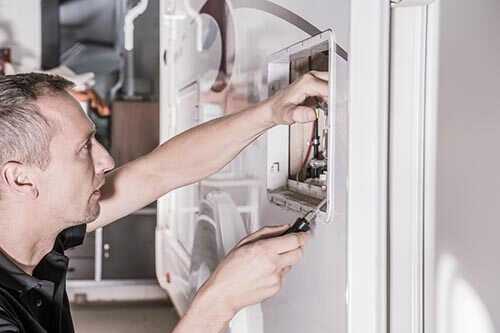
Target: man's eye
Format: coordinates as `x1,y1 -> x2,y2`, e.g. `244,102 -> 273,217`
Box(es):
83,141 -> 92,150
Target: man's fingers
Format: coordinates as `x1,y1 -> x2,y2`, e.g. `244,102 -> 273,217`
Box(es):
287,72 -> 328,107
291,106 -> 317,123
303,96 -> 319,108
278,247 -> 305,267
299,76 -> 329,100
236,225 -> 289,248
262,232 -> 311,255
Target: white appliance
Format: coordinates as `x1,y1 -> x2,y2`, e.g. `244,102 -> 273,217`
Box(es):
158,2 -> 349,333
158,0 -> 500,332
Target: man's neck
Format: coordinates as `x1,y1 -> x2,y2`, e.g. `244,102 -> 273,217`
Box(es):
0,203 -> 61,275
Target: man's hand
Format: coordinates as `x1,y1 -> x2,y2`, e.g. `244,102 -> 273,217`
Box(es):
204,225 -> 310,311
173,225 -> 311,333
262,70 -> 329,126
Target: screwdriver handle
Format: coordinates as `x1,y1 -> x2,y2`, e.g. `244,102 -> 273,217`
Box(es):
281,217 -> 311,235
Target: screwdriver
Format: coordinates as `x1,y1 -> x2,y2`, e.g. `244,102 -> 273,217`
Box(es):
281,198 -> 328,235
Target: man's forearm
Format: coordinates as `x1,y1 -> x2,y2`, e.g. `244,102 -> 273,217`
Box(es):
173,284 -> 235,333
87,104 -> 274,232
147,103 -> 274,192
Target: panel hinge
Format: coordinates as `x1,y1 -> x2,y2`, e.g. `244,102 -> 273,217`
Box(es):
391,0 -> 436,7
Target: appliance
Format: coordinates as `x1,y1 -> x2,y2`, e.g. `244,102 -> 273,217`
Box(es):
158,1 -> 500,332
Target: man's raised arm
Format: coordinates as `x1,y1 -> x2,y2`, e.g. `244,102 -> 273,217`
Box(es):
87,71 -> 328,232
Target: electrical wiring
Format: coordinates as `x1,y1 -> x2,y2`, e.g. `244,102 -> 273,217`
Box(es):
295,121 -> 316,182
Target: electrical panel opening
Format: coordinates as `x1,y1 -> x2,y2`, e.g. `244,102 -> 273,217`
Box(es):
266,30 -> 348,223
289,51 -> 329,197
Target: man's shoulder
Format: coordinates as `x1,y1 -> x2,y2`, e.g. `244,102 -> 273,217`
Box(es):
0,291 -> 22,332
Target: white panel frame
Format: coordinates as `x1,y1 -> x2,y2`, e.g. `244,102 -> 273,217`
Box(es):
348,1 -> 390,332
265,30 -> 338,222
388,2 -> 440,332
389,7 -> 426,333
423,2 -> 440,332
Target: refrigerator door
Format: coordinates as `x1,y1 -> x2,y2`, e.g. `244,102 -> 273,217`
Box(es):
158,0 -> 351,331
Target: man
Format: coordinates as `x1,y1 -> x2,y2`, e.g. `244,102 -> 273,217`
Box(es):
0,71 -> 327,332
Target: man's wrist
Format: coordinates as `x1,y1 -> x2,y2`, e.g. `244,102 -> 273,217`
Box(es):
252,99 -> 276,130
196,281 -> 237,321
174,282 -> 236,333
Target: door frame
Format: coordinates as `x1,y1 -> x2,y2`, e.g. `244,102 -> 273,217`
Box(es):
348,1 -> 390,332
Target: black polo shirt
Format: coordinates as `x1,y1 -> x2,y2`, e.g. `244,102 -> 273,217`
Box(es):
0,224 -> 86,332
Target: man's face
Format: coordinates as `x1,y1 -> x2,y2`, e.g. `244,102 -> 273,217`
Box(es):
36,92 -> 114,226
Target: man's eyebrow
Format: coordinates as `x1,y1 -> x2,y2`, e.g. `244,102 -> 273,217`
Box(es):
76,129 -> 97,149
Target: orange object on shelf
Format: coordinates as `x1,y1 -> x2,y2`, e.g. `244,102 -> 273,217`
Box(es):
70,89 -> 111,117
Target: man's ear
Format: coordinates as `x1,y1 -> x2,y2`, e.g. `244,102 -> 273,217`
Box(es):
2,162 -> 39,199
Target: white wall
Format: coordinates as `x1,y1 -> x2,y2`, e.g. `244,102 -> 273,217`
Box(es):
432,0 -> 500,332
0,0 -> 42,69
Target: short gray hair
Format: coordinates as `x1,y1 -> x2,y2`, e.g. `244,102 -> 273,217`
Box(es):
0,73 -> 74,171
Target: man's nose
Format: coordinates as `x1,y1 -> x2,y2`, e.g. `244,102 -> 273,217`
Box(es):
94,141 -> 115,174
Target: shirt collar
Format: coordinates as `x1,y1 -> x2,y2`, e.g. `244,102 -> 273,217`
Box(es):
0,248 -> 56,298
